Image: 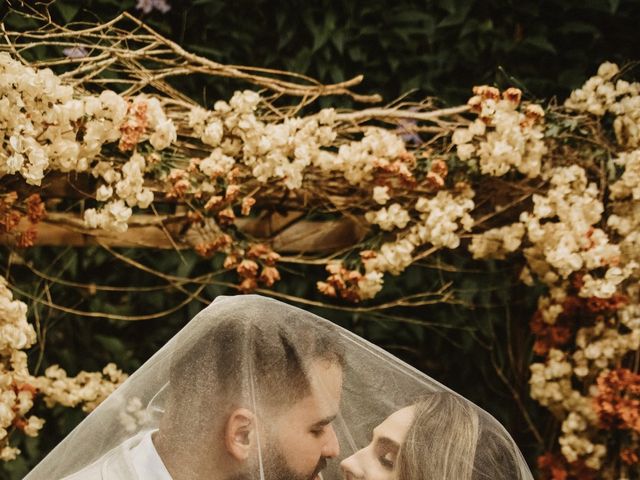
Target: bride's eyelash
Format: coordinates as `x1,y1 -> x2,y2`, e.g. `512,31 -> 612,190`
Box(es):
378,453 -> 394,469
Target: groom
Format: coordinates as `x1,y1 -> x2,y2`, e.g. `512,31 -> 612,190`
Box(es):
65,296 -> 344,480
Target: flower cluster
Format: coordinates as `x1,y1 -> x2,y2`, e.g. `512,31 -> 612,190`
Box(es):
593,368 -> 640,433
529,349 -> 606,469
468,222 -> 525,260
223,243 -> 282,292
0,277 -> 40,460
520,166 -> 618,284
35,363 -> 127,413
189,91 -> 339,190
520,158 -> 640,472
317,261 -> 384,302
364,203 -> 411,231
351,187 -> 474,283
84,152 -> 154,232
565,62 -> 640,148
118,396 -> 152,433
0,276 -> 126,460
0,54 -> 177,233
452,86 -> 547,178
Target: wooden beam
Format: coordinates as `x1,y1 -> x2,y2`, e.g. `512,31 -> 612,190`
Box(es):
1,212 -> 368,253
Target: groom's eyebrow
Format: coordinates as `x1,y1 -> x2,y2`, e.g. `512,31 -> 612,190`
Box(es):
312,414 -> 337,428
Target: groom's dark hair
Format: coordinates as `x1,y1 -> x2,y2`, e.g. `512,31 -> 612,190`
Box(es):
166,295 -> 344,425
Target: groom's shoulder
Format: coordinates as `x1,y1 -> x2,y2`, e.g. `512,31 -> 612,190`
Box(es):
60,460 -> 103,480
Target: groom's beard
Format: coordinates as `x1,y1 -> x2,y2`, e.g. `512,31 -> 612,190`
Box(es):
230,443 -> 328,480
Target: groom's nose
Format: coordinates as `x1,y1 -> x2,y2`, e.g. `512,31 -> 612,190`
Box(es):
321,424 -> 340,458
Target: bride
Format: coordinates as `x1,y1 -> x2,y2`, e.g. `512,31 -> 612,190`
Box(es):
341,392 -> 522,480
24,295 -> 532,480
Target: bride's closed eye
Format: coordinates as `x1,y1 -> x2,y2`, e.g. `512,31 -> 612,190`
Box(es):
373,437 -> 399,471
377,451 -> 395,469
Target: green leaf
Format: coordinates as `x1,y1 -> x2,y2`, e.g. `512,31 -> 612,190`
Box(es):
95,334 -> 129,359
558,21 -> 601,37
331,29 -> 345,54
55,2 -> 81,23
522,35 -> 557,54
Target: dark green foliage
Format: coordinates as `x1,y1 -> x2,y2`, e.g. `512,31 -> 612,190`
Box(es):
6,0 -> 639,105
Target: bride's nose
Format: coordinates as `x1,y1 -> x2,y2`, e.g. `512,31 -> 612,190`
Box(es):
340,452 -> 364,480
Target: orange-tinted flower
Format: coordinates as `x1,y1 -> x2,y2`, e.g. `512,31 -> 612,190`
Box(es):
317,281 -> 337,297
225,185 -> 240,200
0,210 -> 21,234
217,208 -> 236,225
223,254 -> 240,270
359,250 -> 377,260
237,259 -> 259,278
594,369 -> 640,433
118,101 -> 148,152
472,85 -> 500,101
26,194 -> 46,223
247,243 -> 271,259
620,447 -> 639,465
17,228 -> 37,248
241,197 -> 256,216
259,266 -> 280,287
204,196 -> 224,211
502,87 -> 522,105
239,277 -> 258,293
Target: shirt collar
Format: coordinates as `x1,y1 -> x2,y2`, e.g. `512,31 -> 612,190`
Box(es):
129,430 -> 173,480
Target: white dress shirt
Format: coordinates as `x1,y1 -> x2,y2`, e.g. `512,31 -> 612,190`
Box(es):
62,430 -> 173,479
130,430 -> 173,480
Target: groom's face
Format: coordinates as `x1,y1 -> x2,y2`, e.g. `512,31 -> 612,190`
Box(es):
266,358 -> 343,480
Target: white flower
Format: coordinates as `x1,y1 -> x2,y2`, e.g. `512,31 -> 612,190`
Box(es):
364,239 -> 415,275
5,153 -> 24,174
23,416 -> 44,437
597,62 -> 619,81
188,106 -> 209,135
84,209 -> 104,229
229,90 -> 261,114
365,204 -> 411,231
373,186 -> 390,205
457,143 -> 475,160
357,271 -> 384,300
199,148 -> 236,178
108,200 -> 132,223
96,185 -> 113,201
468,223 -> 525,259
452,128 -> 473,145
201,119 -> 224,147
99,90 -> 128,125
317,108 -> 336,125
136,189 -> 154,209
149,119 -> 176,150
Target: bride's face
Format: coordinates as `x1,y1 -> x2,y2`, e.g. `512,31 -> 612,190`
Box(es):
340,406 -> 415,480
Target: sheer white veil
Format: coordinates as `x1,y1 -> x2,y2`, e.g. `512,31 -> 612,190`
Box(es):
25,295 -> 533,480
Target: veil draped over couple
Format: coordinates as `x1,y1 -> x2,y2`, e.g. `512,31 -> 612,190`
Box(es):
26,295 -> 533,480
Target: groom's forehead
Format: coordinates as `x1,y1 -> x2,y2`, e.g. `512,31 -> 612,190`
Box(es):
276,360 -> 343,424
309,359 -> 343,398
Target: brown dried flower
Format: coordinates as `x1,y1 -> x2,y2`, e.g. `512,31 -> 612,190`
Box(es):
237,259 -> 259,278
259,266 -> 281,287
241,197 -> 256,216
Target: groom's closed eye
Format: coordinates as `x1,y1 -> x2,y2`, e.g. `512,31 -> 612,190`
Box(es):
309,414 -> 337,437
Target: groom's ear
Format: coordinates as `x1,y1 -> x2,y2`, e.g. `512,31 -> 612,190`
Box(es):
224,408 -> 256,461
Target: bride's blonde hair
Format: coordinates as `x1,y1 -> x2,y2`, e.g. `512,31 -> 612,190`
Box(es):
395,392 -> 520,480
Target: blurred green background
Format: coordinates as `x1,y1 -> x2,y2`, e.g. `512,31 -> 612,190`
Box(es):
2,0 -> 640,477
